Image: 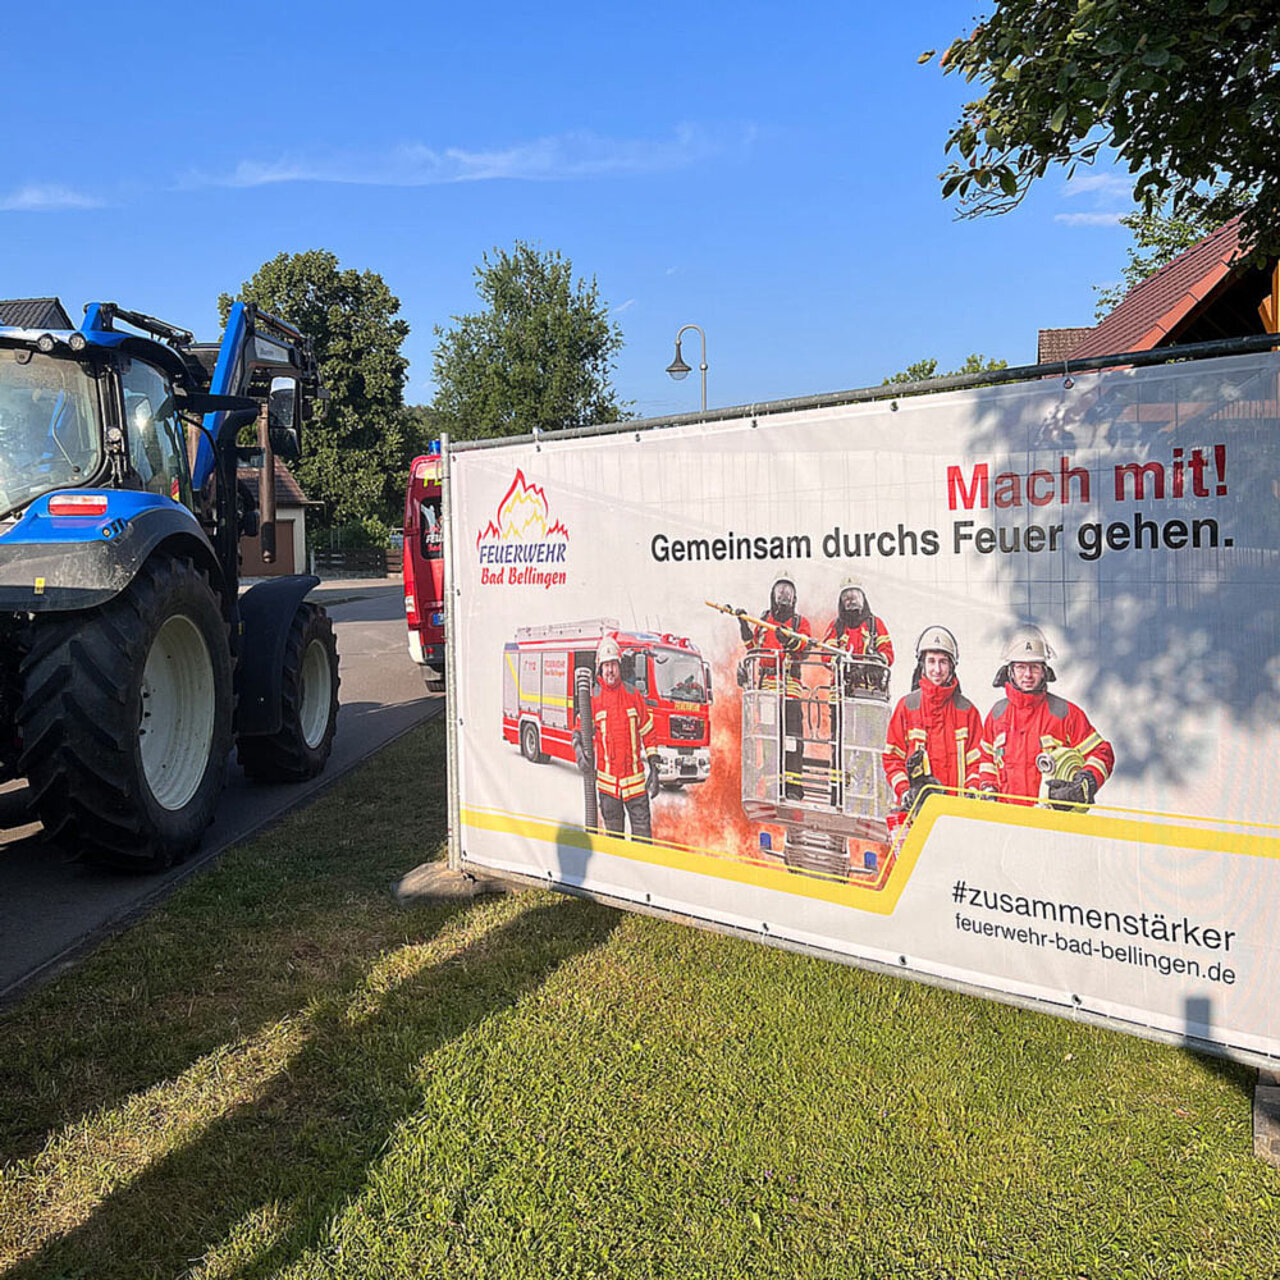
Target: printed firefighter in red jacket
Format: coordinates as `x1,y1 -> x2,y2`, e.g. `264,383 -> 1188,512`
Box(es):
573,637 -> 660,838
737,572 -> 813,677
882,625 -> 984,813
979,625 -> 1114,807
822,580 -> 894,666
737,572 -> 810,801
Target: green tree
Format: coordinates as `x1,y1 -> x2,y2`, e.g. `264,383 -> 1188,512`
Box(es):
1093,205 -> 1228,317
219,250 -> 413,528
431,242 -> 627,439
404,403 -> 444,458
926,2 -> 1276,260
883,353 -> 1007,385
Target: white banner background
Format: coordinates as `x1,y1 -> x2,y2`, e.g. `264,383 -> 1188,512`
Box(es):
448,352 -> 1280,1061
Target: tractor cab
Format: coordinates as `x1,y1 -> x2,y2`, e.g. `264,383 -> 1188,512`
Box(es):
0,345 -> 103,520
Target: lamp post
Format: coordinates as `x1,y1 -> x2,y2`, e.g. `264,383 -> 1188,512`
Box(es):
666,323 -> 708,412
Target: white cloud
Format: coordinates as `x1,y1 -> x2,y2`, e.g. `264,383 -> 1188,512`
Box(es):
613,298 -> 636,314
0,183 -> 103,211
1062,172 -> 1131,200
190,125 -> 748,189
1055,211 -> 1127,227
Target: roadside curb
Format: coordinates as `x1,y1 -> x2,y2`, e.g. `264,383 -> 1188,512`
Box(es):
310,580 -> 402,605
238,577 -> 403,607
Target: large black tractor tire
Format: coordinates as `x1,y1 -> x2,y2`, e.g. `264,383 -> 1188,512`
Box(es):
237,603 -> 340,783
17,556 -> 234,872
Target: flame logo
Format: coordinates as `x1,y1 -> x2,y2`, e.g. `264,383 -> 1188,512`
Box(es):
476,470 -> 569,548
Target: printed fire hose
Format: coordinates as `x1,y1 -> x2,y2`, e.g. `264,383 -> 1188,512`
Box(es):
1036,744 -> 1088,812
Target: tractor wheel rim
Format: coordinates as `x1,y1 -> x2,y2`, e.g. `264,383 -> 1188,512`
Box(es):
299,638 -> 331,749
139,615 -> 216,811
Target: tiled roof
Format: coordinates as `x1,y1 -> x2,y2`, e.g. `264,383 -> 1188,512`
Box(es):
0,298 -> 73,329
1038,327 -> 1094,364
236,459 -> 310,508
1068,215 -> 1246,359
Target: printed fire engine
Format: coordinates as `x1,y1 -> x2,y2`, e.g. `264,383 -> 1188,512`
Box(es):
503,618 -> 712,786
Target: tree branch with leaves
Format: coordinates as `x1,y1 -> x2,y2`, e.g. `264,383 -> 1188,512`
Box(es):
927,1 -> 1276,260
219,250 -> 415,530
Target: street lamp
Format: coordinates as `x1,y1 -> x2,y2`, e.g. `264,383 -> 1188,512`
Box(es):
666,323 -> 708,412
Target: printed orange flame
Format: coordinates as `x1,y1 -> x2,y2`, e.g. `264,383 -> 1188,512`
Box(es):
476,470 -> 569,548
662,655 -> 771,864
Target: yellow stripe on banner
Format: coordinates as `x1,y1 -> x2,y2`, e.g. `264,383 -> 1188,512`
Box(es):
462,805 -> 911,913
899,794 -> 1280,862
463,793 -> 1280,919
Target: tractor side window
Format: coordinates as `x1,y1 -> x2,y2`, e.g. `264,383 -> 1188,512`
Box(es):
121,359 -> 192,507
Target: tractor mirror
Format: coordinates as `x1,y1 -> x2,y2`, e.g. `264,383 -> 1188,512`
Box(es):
268,377 -> 301,461
130,396 -> 155,435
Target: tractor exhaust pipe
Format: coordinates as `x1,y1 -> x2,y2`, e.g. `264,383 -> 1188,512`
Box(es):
257,403 -> 277,564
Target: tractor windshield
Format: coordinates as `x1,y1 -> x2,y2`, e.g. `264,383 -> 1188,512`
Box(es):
0,350 -> 101,518
652,650 -> 708,703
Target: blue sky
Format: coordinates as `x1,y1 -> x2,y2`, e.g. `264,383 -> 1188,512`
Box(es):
2,1 -> 1136,418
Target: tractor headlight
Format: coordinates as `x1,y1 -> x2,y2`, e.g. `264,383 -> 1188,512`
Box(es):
67,332 -> 87,352
36,334 -> 56,354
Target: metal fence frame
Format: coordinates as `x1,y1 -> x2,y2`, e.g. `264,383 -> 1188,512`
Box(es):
439,334 -> 1280,1071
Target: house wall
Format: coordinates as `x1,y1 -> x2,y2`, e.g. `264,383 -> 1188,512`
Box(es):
238,502 -> 307,577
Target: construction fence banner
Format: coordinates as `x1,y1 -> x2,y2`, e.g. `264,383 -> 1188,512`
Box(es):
445,350 -> 1280,1064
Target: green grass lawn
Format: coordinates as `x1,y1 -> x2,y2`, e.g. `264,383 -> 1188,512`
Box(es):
1,719 -> 1277,1279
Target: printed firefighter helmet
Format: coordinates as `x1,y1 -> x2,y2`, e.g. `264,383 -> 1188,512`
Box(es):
915,625 -> 959,663
770,571 -> 798,614
596,636 -> 622,671
993,624 -> 1057,688
999,625 -> 1055,666
837,577 -> 865,611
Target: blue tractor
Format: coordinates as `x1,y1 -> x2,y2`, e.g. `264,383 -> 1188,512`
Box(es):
0,299 -> 340,870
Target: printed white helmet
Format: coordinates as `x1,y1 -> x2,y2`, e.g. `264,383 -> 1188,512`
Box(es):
915,625 -> 959,663
838,577 -> 865,607
999,624 -> 1055,666
596,636 -> 622,671
770,571 -> 798,612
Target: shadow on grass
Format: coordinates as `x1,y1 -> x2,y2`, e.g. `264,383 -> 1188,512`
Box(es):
8,897 -> 617,1279
0,894 -> 461,1169
1180,994 -> 1256,1100
0,723 -> 450,1168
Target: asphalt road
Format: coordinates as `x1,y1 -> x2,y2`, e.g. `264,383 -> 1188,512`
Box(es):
0,582 -> 440,1005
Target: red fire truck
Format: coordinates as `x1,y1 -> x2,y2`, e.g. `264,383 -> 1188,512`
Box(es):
403,446 -> 445,692
503,619 -> 713,786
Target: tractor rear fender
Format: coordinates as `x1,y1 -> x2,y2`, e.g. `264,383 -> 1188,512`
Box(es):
235,574 -> 321,737
0,496 -> 224,614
